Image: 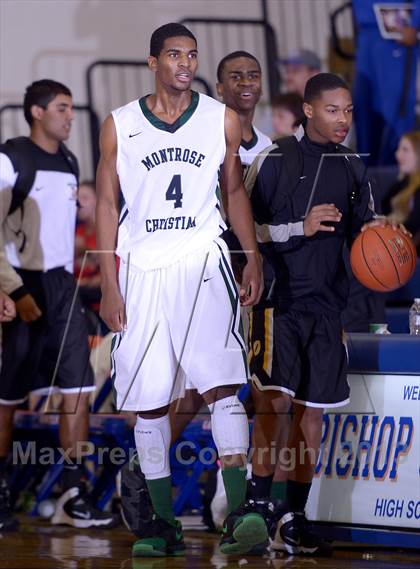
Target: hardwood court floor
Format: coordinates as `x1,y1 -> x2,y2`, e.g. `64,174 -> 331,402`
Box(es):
0,518 -> 419,569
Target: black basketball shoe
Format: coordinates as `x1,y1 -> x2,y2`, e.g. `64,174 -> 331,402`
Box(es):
51,485 -> 120,528
270,504 -> 332,556
246,499 -> 275,555
219,499 -> 269,555
119,453 -> 155,536
0,477 -> 19,532
132,515 -> 185,557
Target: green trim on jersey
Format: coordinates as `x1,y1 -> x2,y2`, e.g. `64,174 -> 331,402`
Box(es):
139,91 -> 200,133
219,249 -> 246,345
240,128 -> 258,151
215,184 -> 221,204
110,333 -> 123,407
218,251 -> 248,375
215,167 -> 222,210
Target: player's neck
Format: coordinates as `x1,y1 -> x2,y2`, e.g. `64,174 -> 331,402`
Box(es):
147,87 -> 193,124
30,130 -> 60,154
305,122 -> 331,146
237,108 -> 255,143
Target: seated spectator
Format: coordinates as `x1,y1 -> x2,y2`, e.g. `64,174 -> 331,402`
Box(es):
271,92 -> 305,138
278,49 -> 321,96
75,180 -> 102,310
382,130 -> 420,253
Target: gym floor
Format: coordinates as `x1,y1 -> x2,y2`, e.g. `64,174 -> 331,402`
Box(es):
1,517 -> 420,569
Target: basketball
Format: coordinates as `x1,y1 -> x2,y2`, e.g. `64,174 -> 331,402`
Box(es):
350,225 -> 417,292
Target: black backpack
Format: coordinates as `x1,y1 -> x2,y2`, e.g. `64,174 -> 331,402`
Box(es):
269,135 -> 366,227
224,136 -> 304,277
226,135 -> 367,266
0,136 -> 79,216
1,136 -> 79,253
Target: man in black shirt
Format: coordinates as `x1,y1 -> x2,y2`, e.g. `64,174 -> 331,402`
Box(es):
0,80 -> 118,530
248,73 -> 389,555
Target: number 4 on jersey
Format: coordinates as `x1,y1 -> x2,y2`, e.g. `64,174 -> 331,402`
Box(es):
166,174 -> 183,208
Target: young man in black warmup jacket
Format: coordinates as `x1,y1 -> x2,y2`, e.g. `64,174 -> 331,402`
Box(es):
247,73 -> 402,555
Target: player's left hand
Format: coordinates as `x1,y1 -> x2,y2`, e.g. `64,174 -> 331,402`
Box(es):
398,26 -> 418,47
240,254 -> 263,306
361,217 -> 412,237
0,291 -> 16,322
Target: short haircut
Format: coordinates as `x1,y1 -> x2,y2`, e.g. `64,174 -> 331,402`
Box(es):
217,51 -> 261,82
271,93 -> 305,127
304,73 -> 349,103
23,79 -> 72,126
150,23 -> 197,57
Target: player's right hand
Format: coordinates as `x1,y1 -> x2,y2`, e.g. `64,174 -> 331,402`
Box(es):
15,293 -> 42,322
100,287 -> 126,332
240,254 -> 264,307
0,291 -> 16,322
303,204 -> 342,237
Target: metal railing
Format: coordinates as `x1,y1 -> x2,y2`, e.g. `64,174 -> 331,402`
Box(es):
266,0 -> 354,69
0,104 -> 100,179
330,1 -> 355,60
86,59 -> 213,124
179,17 -> 280,102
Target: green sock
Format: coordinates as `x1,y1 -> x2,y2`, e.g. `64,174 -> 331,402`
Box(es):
222,466 -> 247,514
270,481 -> 287,501
146,476 -> 175,525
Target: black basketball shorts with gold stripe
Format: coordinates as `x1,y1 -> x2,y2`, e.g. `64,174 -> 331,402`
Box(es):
248,304 -> 281,391
248,305 -> 350,407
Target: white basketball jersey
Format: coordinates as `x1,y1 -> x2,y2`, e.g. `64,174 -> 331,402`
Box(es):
239,126 -> 271,166
112,92 -> 226,271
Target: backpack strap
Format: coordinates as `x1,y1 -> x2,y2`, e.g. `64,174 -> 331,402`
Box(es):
58,142 -> 79,184
0,138 -> 79,217
273,135 -> 304,196
336,146 -> 371,244
0,138 -> 79,254
337,146 -> 368,206
244,136 -> 304,203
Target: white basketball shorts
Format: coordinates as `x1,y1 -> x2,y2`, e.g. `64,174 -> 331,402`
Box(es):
111,238 -> 248,411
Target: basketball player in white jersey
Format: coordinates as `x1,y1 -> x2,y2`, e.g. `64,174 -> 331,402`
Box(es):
96,24 -> 266,557
216,51 -> 271,171
117,50 -> 278,543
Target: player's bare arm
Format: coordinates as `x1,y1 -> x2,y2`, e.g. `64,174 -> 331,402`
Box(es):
221,107 -> 263,306
0,199 -> 42,322
0,290 -> 15,322
96,115 -> 126,332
